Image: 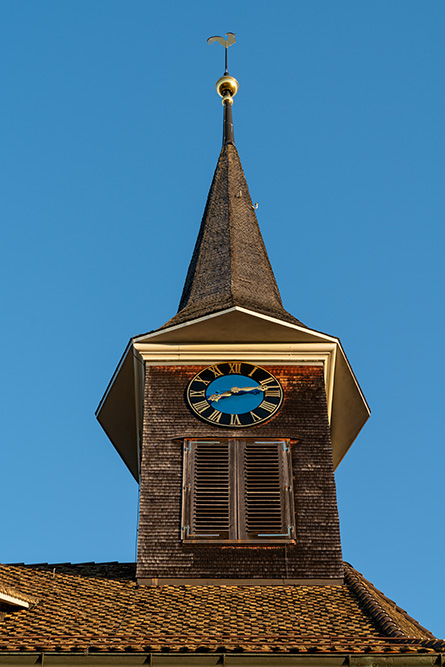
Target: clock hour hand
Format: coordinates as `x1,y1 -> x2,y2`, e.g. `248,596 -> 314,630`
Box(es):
209,385 -> 264,402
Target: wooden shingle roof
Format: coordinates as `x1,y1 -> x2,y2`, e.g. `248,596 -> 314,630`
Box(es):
162,143 -> 303,330
0,561 -> 442,655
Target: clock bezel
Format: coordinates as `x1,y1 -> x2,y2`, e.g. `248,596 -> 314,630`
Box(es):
185,361 -> 284,428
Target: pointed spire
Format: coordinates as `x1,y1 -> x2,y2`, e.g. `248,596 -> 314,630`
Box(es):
163,142 -> 303,329
161,45 -> 303,330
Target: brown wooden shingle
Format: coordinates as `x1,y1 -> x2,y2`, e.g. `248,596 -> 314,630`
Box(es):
162,143 -> 304,329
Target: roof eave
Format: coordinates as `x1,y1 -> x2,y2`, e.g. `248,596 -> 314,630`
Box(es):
0,652 -> 442,666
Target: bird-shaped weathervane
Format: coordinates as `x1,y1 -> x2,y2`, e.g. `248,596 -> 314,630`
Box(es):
207,32 -> 236,74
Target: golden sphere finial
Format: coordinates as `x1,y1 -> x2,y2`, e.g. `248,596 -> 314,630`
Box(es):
215,75 -> 239,105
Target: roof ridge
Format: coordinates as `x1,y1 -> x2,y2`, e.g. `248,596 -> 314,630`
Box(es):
2,561 -> 135,567
344,563 -> 406,637
226,145 -> 235,300
344,562 -> 441,645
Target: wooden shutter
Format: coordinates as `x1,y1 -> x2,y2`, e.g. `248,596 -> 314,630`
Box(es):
240,440 -> 294,542
182,439 -> 294,543
182,440 -> 231,541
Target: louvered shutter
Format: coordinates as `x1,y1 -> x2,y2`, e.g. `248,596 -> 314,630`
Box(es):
240,440 -> 294,542
182,438 -> 294,543
182,440 -> 231,541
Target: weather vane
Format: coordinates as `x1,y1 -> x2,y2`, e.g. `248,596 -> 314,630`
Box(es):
207,32 -> 236,74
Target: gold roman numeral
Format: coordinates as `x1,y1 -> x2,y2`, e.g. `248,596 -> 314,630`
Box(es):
208,409 -> 222,423
260,377 -> 279,389
207,365 -> 224,378
189,389 -> 205,397
230,413 -> 241,426
260,400 -> 277,414
197,376 -> 211,386
264,388 -> 281,397
193,400 -> 209,414
247,365 -> 259,377
249,411 -> 262,423
228,362 -> 242,374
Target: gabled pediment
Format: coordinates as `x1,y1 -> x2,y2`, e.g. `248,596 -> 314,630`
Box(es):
135,307 -> 334,345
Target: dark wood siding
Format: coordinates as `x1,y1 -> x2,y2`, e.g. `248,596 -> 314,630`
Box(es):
136,364 -> 343,581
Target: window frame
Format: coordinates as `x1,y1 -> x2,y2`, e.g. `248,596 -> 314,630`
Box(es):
181,438 -> 295,544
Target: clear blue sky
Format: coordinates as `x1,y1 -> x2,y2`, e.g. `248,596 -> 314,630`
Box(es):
1,0 -> 443,638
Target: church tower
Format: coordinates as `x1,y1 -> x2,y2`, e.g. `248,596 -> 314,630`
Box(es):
1,37 -> 442,661
96,50 -> 370,586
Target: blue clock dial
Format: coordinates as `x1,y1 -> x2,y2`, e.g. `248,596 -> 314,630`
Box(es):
206,374 -> 264,414
186,362 -> 283,428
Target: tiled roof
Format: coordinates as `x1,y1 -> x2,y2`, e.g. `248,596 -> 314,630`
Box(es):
162,143 -> 304,330
0,561 -> 442,655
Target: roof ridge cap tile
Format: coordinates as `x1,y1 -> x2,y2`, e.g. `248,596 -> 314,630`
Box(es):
343,562 -> 442,646
344,563 -> 406,638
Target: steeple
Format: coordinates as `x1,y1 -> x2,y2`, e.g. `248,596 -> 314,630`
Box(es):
163,59 -> 303,330
96,42 -> 371,566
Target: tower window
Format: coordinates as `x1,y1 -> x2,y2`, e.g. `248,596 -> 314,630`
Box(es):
181,439 -> 295,543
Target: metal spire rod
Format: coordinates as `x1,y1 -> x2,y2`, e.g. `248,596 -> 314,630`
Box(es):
207,33 -> 239,146
223,100 -> 234,145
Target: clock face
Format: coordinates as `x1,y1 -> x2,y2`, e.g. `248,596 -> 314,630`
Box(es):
186,362 -> 283,427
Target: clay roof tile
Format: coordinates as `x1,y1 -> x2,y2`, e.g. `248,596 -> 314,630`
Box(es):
0,561 -> 442,655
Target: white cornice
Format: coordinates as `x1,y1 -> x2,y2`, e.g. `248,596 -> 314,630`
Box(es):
133,341 -> 337,423
133,341 -> 336,359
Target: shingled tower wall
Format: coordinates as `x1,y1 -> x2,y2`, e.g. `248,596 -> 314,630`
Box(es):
136,364 -> 343,583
